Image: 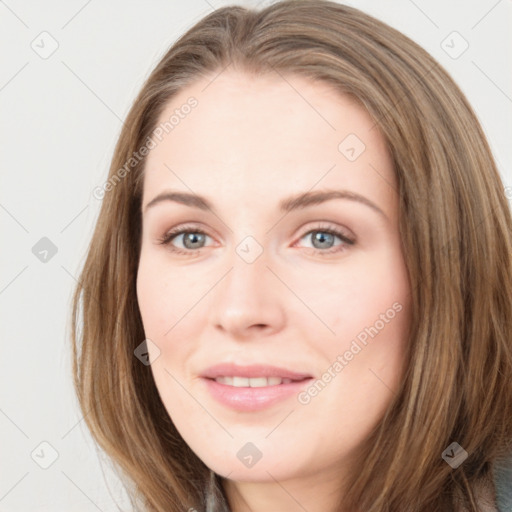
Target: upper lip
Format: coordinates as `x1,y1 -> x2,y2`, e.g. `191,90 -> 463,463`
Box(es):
200,363 -> 313,381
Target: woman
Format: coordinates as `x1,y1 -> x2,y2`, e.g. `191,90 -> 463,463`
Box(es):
70,1 -> 512,510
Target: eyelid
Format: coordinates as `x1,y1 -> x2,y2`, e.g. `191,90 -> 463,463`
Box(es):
294,221 -> 355,244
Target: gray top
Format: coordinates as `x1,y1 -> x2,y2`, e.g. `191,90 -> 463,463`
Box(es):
495,456 -> 512,511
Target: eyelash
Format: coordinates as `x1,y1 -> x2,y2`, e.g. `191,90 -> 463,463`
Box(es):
157,222 -> 355,257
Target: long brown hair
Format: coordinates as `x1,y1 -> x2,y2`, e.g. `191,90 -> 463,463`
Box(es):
69,1 -> 512,510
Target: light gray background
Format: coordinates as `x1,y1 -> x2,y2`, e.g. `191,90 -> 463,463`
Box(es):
1,0 -> 511,510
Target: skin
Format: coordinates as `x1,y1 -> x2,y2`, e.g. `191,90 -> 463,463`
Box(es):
136,69 -> 412,512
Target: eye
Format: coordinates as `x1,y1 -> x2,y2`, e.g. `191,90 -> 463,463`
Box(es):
295,223 -> 355,255
157,222 -> 355,257
157,224 -> 214,256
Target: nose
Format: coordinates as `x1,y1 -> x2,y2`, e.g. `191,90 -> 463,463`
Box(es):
207,244 -> 286,340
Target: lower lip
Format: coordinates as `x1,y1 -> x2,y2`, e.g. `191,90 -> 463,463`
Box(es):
201,377 -> 313,412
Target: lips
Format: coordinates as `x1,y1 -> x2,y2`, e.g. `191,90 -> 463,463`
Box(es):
200,363 -> 312,381
214,376 -> 293,387
199,363 -> 314,412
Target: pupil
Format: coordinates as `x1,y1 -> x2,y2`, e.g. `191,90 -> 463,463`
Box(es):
313,231 -> 333,249
184,233 -> 204,249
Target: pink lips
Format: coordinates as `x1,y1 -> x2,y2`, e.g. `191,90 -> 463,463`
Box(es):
200,363 -> 312,381
200,363 -> 313,412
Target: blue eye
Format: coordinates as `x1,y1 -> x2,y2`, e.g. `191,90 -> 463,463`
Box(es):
158,225 -> 212,255
158,223 -> 355,257
296,227 -> 355,255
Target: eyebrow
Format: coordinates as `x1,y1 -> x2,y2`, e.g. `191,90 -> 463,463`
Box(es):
143,189 -> 387,219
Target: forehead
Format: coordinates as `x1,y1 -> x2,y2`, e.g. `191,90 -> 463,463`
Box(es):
142,70 -> 396,211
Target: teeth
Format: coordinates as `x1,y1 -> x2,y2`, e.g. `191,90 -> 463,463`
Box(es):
246,377 -> 267,387
233,376 -> 249,387
214,376 -> 295,387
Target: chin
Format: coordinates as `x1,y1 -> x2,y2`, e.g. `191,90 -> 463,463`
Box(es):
214,464 -> 294,482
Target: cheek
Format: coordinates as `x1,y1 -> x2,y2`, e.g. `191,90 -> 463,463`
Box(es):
136,257 -> 165,337
303,246 -> 411,407
136,257 -> 197,417
295,246 -> 410,349
135,255 -> 189,376
136,252 -> 197,338
136,252 -> 204,375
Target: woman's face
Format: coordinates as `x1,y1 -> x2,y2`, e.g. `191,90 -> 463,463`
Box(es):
136,70 -> 411,493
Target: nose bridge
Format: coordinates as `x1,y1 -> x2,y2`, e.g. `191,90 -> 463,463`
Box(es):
207,232 -> 285,336
221,207 -> 270,288
222,235 -> 270,304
